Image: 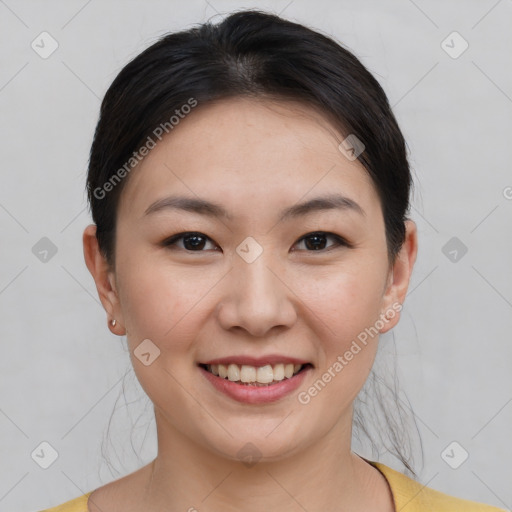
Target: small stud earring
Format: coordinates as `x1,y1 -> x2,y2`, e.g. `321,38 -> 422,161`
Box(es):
111,319 -> 116,327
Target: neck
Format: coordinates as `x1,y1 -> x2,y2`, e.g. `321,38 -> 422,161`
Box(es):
138,409 -> 386,512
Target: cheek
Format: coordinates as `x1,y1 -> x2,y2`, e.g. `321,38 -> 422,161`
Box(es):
294,266 -> 386,416
297,262 -> 386,344
116,250 -> 227,363
115,257 -> 194,350
115,260 -> 206,418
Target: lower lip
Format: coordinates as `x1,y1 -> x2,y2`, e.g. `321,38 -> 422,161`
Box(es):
199,365 -> 311,404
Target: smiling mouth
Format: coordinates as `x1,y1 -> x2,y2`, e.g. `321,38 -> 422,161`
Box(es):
199,363 -> 312,386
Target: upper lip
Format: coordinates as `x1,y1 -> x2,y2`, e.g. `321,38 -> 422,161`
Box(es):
200,355 -> 311,367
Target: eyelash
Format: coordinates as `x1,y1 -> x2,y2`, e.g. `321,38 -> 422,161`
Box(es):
161,231 -> 351,253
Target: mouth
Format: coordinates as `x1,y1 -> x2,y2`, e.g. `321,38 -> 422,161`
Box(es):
198,362 -> 313,387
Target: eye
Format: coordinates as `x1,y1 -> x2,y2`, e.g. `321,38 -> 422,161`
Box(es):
293,231 -> 350,252
162,232 -> 218,252
162,231 -> 350,253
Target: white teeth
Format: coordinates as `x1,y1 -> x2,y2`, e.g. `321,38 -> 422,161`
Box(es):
206,362 -> 304,384
227,364 -> 240,382
256,365 -> 274,384
218,364 -> 228,379
273,363 -> 285,381
240,365 -> 257,383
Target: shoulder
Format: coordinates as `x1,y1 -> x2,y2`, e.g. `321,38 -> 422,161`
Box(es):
37,492 -> 92,512
370,460 -> 507,512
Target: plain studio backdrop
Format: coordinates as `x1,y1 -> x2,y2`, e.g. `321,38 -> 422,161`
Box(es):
0,0 -> 511,510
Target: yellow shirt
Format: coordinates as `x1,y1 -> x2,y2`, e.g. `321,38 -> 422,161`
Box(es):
38,460 -> 507,511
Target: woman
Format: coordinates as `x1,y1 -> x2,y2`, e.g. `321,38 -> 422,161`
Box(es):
40,9 -> 505,512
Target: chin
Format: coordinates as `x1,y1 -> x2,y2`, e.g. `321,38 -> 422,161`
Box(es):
196,421 -> 310,465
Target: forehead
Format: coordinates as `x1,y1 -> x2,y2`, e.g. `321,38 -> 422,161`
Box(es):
118,97 -> 379,222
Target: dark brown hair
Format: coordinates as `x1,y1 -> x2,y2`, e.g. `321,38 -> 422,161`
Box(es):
87,9 -> 412,270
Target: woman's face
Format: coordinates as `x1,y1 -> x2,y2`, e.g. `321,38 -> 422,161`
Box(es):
87,97 -> 416,462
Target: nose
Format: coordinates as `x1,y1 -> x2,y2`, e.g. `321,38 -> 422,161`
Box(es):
215,252 -> 297,338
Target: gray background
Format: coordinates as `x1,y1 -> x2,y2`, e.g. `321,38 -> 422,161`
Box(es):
0,0 -> 511,510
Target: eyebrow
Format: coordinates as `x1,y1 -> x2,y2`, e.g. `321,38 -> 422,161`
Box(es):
143,193 -> 365,221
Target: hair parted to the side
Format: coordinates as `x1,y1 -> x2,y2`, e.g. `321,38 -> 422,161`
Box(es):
86,9 -> 421,478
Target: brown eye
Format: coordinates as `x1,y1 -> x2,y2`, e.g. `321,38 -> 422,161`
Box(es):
162,231 -> 350,253
163,232 -> 218,251
294,232 -> 350,252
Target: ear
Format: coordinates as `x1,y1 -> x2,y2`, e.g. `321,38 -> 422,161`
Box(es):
83,224 -> 125,335
379,220 -> 418,333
